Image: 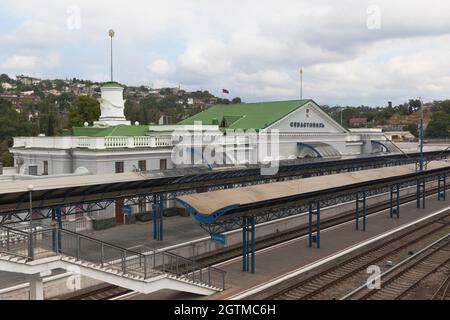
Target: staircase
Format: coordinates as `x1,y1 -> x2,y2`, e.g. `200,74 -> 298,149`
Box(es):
0,225 -> 225,295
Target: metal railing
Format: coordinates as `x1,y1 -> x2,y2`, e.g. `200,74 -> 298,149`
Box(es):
0,225 -> 31,260
0,225 -> 225,291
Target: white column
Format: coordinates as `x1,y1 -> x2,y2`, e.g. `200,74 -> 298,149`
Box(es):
29,274 -> 44,300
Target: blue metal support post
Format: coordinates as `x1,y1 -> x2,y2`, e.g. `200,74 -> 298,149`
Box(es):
390,184 -> 400,218
416,99 -> 426,209
438,175 -> 446,201
241,216 -> 255,273
242,217 -> 247,272
51,207 -> 62,253
251,216 -> 255,274
51,209 -> 56,252
416,179 -> 426,209
308,201 -> 321,248
159,194 -> 164,241
355,192 -> 367,231
152,194 -> 164,241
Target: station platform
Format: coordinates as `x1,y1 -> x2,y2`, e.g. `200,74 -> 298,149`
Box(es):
80,215 -> 209,251
129,188 -> 450,300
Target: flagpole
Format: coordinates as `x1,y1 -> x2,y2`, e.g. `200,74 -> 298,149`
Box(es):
300,68 -> 303,100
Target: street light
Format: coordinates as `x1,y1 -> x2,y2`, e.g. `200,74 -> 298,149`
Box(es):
340,108 -> 344,126
27,184 -> 34,226
108,29 -> 115,82
27,184 -> 34,259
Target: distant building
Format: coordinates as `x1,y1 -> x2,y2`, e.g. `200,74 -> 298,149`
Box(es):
158,115 -> 171,125
384,131 -> 416,142
1,82 -> 14,90
16,75 -> 40,85
47,89 -> 61,96
349,118 -> 368,127
377,124 -> 404,131
349,117 -> 367,124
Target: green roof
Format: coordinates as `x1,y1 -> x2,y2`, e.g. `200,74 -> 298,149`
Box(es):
102,81 -> 124,88
65,125 -> 149,137
179,99 -> 311,129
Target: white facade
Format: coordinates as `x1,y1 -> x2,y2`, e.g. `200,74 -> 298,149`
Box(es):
9,101 -> 385,177
94,84 -> 130,126
6,97 -> 388,226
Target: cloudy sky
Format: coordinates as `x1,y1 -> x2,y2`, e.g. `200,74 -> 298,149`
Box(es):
0,0 -> 449,106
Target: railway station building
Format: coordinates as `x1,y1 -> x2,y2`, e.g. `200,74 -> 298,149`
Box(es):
8,82 -> 385,177
4,82 -> 386,227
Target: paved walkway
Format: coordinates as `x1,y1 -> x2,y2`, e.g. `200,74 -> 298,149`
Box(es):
80,214 -> 209,250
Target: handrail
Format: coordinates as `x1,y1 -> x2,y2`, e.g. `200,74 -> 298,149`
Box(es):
1,225 -> 226,290
162,250 -> 225,275
0,224 -> 30,235
56,227 -> 143,256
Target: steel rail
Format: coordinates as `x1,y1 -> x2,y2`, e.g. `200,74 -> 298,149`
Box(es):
340,233 -> 450,300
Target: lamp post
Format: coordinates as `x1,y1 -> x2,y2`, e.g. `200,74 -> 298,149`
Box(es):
27,184 -> 34,259
28,184 -> 34,227
108,29 -> 115,82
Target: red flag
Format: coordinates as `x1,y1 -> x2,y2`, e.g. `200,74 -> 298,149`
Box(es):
222,89 -> 229,94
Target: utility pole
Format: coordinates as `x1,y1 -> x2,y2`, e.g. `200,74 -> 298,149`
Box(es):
108,29 -> 115,81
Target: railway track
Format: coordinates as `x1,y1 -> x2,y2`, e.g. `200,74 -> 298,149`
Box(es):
61,185 -> 446,300
251,215 -> 450,300
51,284 -> 132,300
345,234 -> 450,300
431,275 -> 450,300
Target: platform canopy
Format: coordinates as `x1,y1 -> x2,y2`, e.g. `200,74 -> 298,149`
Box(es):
297,142 -> 341,158
176,160 -> 450,225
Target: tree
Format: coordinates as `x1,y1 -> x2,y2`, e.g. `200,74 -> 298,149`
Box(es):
0,98 -> 35,166
405,123 -> 418,137
0,74 -> 11,83
425,112 -> 450,138
433,100 -> 450,114
409,99 -> 421,114
232,97 -> 242,104
67,95 -> 100,128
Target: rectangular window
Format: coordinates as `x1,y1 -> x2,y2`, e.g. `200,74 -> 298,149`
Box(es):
160,159 -> 167,170
115,161 -> 124,173
138,160 -> 146,172
43,161 -> 48,175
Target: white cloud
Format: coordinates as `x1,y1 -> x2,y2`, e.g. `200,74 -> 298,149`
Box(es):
1,55 -> 37,70
0,0 -> 449,104
147,59 -> 174,76
0,53 -> 60,71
